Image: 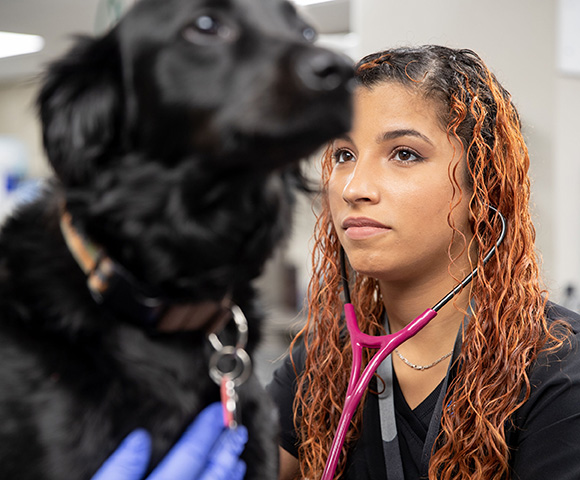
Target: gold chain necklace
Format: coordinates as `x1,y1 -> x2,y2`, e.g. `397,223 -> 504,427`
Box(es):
394,348 -> 453,371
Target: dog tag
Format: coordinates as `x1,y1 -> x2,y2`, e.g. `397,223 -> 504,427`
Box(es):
209,345 -> 251,429
220,375 -> 239,428
208,304 -> 252,430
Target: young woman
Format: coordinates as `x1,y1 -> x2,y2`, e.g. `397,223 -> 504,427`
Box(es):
268,46 -> 580,480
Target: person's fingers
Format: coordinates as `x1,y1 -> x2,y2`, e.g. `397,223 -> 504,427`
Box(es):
91,429 -> 152,480
198,426 -> 248,480
231,459 -> 247,480
202,459 -> 247,480
147,403 -> 225,480
91,403 -> 241,480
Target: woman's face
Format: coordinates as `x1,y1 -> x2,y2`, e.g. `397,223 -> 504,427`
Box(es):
328,82 -> 473,285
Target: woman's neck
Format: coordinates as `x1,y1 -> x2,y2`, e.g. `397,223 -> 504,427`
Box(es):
379,273 -> 471,349
379,275 -> 472,410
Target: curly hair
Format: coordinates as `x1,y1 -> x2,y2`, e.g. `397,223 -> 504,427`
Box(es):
290,46 -> 564,479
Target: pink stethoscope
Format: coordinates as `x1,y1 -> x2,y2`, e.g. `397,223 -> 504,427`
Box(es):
321,207 -> 506,480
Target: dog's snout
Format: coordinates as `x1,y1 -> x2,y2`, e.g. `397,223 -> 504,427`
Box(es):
294,49 -> 353,92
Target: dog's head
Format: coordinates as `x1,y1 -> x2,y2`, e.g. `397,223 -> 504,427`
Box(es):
38,0 -> 353,302
40,0 -> 353,182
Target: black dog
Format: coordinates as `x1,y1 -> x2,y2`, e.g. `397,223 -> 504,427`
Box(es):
0,0 -> 352,478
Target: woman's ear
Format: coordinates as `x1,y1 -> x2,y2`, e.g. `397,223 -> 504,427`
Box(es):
37,32 -> 124,187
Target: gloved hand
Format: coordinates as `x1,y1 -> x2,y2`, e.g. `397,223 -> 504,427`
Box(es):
92,403 -> 247,480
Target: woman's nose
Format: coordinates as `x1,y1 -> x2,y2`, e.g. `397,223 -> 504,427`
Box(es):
341,159 -> 380,205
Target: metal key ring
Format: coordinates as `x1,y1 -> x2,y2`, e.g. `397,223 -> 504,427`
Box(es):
209,345 -> 252,386
208,304 -> 248,351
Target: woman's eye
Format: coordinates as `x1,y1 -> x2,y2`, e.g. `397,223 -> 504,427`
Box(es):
333,149 -> 355,164
393,148 -> 423,163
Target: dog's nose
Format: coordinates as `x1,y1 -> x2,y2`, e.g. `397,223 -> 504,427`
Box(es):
294,48 -> 353,92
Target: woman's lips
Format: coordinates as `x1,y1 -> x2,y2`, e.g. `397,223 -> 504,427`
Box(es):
342,217 -> 391,240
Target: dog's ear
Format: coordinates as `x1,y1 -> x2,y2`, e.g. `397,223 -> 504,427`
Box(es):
37,33 -> 125,186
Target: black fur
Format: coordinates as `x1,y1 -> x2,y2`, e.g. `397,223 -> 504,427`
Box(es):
0,0 -> 352,478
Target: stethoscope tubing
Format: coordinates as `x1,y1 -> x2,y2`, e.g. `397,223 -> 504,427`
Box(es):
321,207 -> 506,480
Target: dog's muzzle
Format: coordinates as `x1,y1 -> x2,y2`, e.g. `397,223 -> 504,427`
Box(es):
293,47 -> 354,92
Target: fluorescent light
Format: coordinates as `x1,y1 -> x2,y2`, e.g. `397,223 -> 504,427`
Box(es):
293,0 -> 336,6
0,31 -> 45,60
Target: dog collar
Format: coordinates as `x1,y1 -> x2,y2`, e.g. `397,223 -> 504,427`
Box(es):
59,210 -> 232,333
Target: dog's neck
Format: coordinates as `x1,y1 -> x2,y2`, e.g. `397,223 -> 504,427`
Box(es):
59,210 -> 232,333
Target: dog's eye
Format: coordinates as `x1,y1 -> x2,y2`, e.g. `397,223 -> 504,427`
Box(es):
195,15 -> 221,35
183,14 -> 238,45
302,26 -> 317,43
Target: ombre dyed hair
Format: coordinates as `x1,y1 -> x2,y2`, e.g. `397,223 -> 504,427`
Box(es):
291,45 -> 564,479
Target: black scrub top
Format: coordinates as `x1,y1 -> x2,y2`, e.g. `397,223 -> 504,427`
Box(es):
266,302 -> 580,480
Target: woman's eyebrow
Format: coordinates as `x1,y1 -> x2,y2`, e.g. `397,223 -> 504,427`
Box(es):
334,133 -> 354,144
377,129 -> 434,146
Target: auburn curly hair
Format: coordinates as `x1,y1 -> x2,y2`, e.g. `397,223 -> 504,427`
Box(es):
290,45 -> 564,479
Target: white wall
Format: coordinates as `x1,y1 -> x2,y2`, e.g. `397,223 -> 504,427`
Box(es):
0,79 -> 49,178
349,0 -> 580,300
554,77 -> 580,296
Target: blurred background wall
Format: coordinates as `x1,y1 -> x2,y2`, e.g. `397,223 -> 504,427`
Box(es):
1,0 -> 579,382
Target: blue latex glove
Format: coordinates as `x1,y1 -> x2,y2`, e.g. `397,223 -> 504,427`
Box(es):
92,403 -> 247,480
